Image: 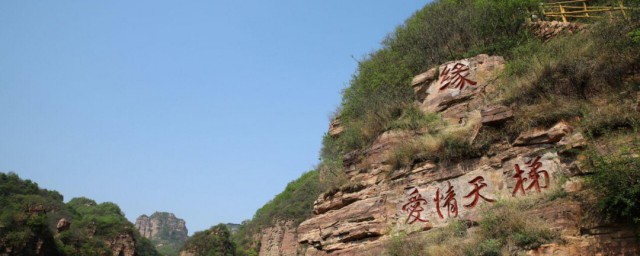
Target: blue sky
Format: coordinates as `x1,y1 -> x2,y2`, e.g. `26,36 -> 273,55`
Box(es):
0,1 -> 427,234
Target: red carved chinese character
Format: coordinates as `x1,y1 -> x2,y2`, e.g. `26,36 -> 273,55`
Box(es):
512,164 -> 527,197
439,63 -> 477,91
512,156 -> 550,197
525,156 -> 550,193
463,176 -> 496,208
402,188 -> 429,224
434,181 -> 458,219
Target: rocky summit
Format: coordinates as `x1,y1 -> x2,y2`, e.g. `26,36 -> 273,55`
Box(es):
136,212 -> 188,256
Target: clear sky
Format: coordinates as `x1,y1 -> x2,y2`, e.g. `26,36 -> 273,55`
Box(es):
0,1 -> 427,234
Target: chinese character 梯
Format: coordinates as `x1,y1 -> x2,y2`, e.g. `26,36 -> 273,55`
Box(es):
512,156 -> 550,197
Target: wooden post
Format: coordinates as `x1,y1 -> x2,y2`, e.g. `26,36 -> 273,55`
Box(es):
608,6 -> 614,19
539,3 -> 547,21
619,1 -> 628,19
560,3 -> 568,22
582,1 -> 590,17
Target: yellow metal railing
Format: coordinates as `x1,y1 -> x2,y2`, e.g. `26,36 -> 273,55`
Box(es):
540,0 -> 632,22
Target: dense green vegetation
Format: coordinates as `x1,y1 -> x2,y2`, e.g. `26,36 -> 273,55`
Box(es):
588,143 -> 640,224
0,172 -> 65,255
181,224 -> 235,256
0,172 -> 159,256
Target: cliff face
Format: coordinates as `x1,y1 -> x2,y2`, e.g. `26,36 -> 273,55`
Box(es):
298,54 -> 513,255
135,212 -> 188,255
256,53 -> 640,255
106,233 -> 138,256
258,220 -> 298,256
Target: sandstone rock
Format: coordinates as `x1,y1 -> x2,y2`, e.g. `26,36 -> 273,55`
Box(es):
314,183 -> 369,214
328,118 -> 344,138
135,212 -> 188,254
558,132 -> 587,151
527,200 -> 582,237
298,197 -> 387,252
342,150 -> 360,168
56,218 -> 71,233
527,227 -> 640,256
259,220 -> 298,256
343,130 -> 413,185
419,54 -> 505,115
135,212 -> 188,242
563,179 -> 584,193
527,21 -> 586,41
411,67 -> 438,103
514,122 -> 573,146
481,105 -> 513,125
107,233 -> 136,256
179,251 -> 196,256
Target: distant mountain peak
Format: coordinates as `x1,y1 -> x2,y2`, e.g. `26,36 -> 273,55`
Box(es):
135,212 -> 188,256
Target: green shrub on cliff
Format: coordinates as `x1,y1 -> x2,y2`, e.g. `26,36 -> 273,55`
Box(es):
181,224 -> 235,256
495,19 -> 640,137
588,146 -> 640,223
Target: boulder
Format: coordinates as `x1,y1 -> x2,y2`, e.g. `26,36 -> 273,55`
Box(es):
419,54 -> 505,114
481,105 -> 513,125
328,118 -> 344,137
514,122 -> 573,146
56,218 -> 71,233
411,67 -> 438,103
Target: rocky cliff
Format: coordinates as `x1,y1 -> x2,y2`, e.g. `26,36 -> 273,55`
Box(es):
252,50 -> 640,255
257,220 -> 299,256
136,212 -> 188,256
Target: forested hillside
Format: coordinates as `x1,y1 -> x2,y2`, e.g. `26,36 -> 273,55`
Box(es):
0,172 -> 159,256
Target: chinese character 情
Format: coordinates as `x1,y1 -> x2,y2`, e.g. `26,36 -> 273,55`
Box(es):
434,181 -> 458,219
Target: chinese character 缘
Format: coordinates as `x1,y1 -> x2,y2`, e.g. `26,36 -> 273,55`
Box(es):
439,63 -> 477,91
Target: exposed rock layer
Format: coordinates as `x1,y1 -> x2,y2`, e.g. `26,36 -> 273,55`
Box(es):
259,220 -> 299,256
258,53 -> 640,256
